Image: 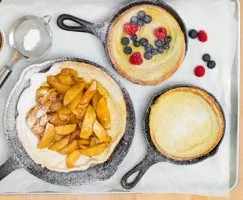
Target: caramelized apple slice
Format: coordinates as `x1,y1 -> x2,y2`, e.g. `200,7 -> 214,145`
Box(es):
64,83 -> 85,106
55,124 -> 77,135
93,120 -> 111,143
80,105 -> 96,139
49,113 -> 67,125
96,96 -> 111,129
59,140 -> 78,155
42,88 -> 56,104
80,80 -> 97,105
50,101 -> 63,112
32,119 -> 45,137
77,139 -> 90,145
80,143 -> 108,157
61,68 -> 78,78
57,74 -> 73,86
68,92 -> 83,113
97,81 -> 109,97
66,150 -> 82,168
75,104 -> 87,119
39,114 -> 49,126
48,135 -> 70,151
36,86 -> 49,104
38,123 -> 55,149
69,130 -> 79,142
53,134 -> 64,142
57,107 -> 71,115
89,137 -> 96,147
58,114 -> 70,123
47,76 -> 70,93
92,91 -> 101,109
69,113 -> 81,124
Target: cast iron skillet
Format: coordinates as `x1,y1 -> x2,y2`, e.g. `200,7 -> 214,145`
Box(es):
120,85 -> 226,189
0,57 -> 135,186
56,0 -> 188,83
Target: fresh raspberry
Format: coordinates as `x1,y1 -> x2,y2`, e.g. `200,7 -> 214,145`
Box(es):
154,27 -> 167,40
124,23 -> 139,36
130,52 -> 143,65
194,66 -> 205,77
198,30 -> 208,42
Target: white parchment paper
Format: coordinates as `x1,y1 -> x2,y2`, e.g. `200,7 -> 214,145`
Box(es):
0,0 -> 238,196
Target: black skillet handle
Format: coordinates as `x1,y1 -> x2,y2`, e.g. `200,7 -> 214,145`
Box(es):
57,14 -> 108,44
121,148 -> 160,190
0,155 -> 20,181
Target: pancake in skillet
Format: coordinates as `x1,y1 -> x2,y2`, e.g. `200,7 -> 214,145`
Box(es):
149,87 -> 225,160
108,4 -> 186,85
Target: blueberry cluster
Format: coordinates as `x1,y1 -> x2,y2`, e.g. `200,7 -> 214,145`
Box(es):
130,10 -> 152,27
202,54 -> 216,69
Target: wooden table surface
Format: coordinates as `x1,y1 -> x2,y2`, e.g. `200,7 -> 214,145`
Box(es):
0,2 -> 242,200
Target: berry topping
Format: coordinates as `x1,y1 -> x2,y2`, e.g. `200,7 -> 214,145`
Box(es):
121,37 -> 130,46
140,38 -> 148,47
202,54 -> 211,62
144,52 -> 153,60
131,34 -> 137,41
144,15 -> 152,24
189,29 -> 198,39
124,23 -> 139,36
138,11 -> 146,19
133,40 -> 140,47
130,16 -> 138,24
163,44 -> 170,50
155,27 -> 167,40
164,36 -> 172,44
194,66 -> 205,77
145,44 -> 153,52
137,20 -> 144,27
207,60 -> 216,69
152,48 -> 158,55
124,46 -> 132,55
198,30 -> 208,42
158,47 -> 164,54
130,52 -> 143,65
155,39 -> 163,47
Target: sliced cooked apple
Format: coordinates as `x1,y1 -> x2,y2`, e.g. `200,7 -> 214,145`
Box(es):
32,119 -> 45,135
58,114 -> 70,122
50,101 -> 63,112
53,134 -> 64,142
80,80 -> 97,105
97,81 -> 109,97
55,124 -> 77,135
68,92 -> 83,113
77,139 -> 90,145
49,113 -> 66,125
48,135 -> 70,151
80,105 -> 96,139
96,96 -> 111,129
79,144 -> 88,149
66,150 -> 82,168
59,140 -> 77,155
93,120 -> 111,143
75,104 -> 87,119
92,91 -> 101,109
42,88 -> 56,104
57,107 -> 71,115
38,123 -> 55,149
39,114 -> 49,126
57,74 -> 73,86
47,76 -> 70,93
36,86 -> 49,104
89,137 -> 96,147
69,130 -> 79,142
69,113 -> 81,124
64,83 -> 85,106
80,143 -> 108,157
61,68 -> 78,78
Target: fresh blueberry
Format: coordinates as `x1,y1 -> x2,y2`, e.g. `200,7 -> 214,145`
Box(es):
145,44 -> 153,52
152,48 -> 158,55
207,60 -> 216,69
144,52 -> 153,60
130,16 -> 138,24
163,44 -> 170,50
155,39 -> 163,47
133,40 -> 140,47
202,54 -> 211,62
137,20 -> 144,27
124,46 -> 132,55
158,47 -> 164,54
164,36 -> 172,44
140,38 -> 148,46
138,10 -> 146,19
144,15 -> 152,23
121,37 -> 130,46
131,34 -> 137,41
189,29 -> 198,39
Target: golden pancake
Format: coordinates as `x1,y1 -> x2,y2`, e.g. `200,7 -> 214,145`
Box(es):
149,87 -> 225,160
108,4 -> 186,85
